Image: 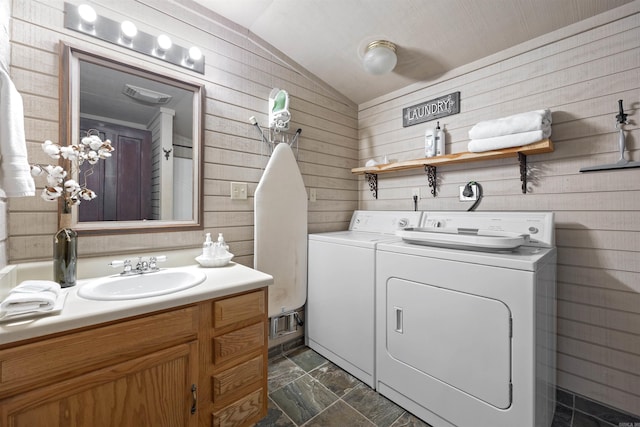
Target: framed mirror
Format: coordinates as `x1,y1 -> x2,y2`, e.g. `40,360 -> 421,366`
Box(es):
60,43 -> 204,234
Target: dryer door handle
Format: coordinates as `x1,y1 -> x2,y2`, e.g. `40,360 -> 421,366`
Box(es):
394,306 -> 403,333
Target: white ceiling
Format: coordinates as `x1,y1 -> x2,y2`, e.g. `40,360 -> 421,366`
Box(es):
193,0 -> 633,105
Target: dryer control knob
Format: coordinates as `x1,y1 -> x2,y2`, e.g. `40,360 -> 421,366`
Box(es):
528,226 -> 539,234
398,218 -> 408,228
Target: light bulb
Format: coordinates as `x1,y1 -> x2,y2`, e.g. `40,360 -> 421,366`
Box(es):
120,21 -> 137,42
78,4 -> 97,24
157,34 -> 172,52
188,46 -> 202,61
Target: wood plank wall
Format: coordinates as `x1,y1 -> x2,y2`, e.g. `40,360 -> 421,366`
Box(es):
6,0 -> 358,266
357,6 -> 640,416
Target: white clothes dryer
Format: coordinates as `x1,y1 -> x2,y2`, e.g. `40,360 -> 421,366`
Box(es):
307,210 -> 422,388
376,211 -> 557,427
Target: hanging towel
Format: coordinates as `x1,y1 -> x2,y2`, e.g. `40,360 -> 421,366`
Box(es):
468,128 -> 551,153
0,67 -> 36,197
468,109 -> 552,140
0,280 -> 61,316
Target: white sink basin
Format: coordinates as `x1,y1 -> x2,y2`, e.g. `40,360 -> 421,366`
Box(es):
78,269 -> 207,301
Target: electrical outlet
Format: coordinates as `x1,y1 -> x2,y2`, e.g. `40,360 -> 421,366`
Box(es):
411,187 -> 420,199
459,184 -> 478,201
230,182 -> 248,200
309,188 -> 317,202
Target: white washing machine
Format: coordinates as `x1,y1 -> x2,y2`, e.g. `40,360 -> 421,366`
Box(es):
376,211 -> 557,427
307,210 -> 422,388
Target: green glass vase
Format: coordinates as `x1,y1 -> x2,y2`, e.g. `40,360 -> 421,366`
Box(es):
53,214 -> 78,288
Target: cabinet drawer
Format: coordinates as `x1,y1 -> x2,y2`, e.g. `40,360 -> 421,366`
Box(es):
0,306 -> 197,397
212,388 -> 264,427
212,355 -> 263,402
213,290 -> 265,329
212,322 -> 264,365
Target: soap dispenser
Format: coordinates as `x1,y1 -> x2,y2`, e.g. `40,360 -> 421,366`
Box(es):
202,233 -> 213,258
216,233 -> 229,252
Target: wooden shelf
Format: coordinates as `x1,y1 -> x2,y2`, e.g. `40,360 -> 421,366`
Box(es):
352,139 -> 553,175
352,139 -> 553,197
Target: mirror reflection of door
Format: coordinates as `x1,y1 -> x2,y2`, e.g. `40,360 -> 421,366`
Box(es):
79,118 -> 152,222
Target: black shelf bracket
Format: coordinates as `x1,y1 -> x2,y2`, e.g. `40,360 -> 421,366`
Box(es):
365,173 -> 378,199
425,165 -> 437,197
518,152 -> 527,193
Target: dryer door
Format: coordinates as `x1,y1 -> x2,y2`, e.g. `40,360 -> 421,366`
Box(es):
387,278 -> 512,409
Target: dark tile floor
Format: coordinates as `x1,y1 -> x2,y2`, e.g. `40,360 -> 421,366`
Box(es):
259,346 -> 640,427
256,346 -> 432,427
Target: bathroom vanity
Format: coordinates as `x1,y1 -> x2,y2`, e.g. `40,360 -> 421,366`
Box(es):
0,262 -> 272,427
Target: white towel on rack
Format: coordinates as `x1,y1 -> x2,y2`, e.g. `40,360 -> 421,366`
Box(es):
468,109 -> 552,140
0,67 -> 36,197
468,128 -> 551,153
0,280 -> 61,316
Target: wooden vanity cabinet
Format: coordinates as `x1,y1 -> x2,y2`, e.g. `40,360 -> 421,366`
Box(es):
0,287 -> 268,427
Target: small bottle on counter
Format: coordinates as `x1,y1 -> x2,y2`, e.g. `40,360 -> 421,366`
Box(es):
202,233 -> 213,258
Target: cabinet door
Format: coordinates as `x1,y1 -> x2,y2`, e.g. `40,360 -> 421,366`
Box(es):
0,342 -> 198,427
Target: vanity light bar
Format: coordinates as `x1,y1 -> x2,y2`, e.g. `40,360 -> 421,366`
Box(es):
63,2 -> 205,74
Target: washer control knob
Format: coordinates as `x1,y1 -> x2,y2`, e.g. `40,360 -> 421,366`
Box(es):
398,218 -> 408,228
528,226 -> 539,234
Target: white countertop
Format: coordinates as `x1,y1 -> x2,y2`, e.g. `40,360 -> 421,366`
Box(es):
0,262 -> 273,346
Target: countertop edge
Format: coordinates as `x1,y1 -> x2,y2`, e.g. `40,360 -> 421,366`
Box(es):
0,262 -> 273,346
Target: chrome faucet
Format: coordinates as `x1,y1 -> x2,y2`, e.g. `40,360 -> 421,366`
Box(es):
110,255 -> 167,275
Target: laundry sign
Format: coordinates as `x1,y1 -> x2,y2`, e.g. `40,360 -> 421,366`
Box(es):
402,91 -> 460,127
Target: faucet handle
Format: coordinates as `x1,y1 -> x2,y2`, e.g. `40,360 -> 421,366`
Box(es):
110,259 -> 132,275
148,255 -> 167,271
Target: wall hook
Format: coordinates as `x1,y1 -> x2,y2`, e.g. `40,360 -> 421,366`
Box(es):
163,147 -> 173,160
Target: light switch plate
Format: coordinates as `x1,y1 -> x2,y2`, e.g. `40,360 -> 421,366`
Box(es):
230,182 -> 248,200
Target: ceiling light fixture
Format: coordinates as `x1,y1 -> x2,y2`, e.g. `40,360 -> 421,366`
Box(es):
363,40 -> 397,75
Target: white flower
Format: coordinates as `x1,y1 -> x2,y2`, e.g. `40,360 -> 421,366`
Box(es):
98,147 -> 113,159
30,164 -> 44,177
46,174 -> 62,186
41,186 -> 63,201
88,135 -> 103,150
80,188 -> 96,200
42,140 -> 61,159
64,179 -> 81,194
44,165 -> 67,180
86,150 -> 99,165
60,145 -> 78,161
33,131 -> 114,208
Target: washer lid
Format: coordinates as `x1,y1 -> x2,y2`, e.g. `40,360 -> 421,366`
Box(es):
397,227 -> 530,250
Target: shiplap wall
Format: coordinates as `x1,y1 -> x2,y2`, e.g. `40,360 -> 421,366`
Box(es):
357,5 -> 640,416
6,0 -> 358,265
0,0 -> 11,269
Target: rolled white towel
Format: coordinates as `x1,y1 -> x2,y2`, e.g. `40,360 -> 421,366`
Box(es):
0,280 -> 61,315
468,109 -> 551,140
468,128 -> 551,153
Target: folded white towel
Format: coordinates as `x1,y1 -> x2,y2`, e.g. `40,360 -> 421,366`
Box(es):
468,109 -> 552,140
0,67 -> 36,197
0,280 -> 61,315
468,128 -> 551,153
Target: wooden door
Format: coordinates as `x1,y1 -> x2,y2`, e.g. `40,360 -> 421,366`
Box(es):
0,343 -> 199,427
79,118 -> 152,222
